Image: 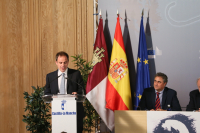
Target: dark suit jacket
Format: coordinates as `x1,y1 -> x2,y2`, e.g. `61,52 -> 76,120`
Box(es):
44,68 -> 84,132
138,87 -> 182,111
186,89 -> 200,111
45,68 -> 84,95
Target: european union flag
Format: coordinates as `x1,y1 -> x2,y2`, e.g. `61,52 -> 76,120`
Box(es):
134,16 -> 150,110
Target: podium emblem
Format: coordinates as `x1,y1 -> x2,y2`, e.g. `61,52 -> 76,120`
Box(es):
61,100 -> 67,110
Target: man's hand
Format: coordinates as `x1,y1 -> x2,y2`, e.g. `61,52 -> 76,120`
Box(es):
195,108 -> 200,112
150,109 -> 155,111
72,92 -> 77,95
156,109 -> 167,111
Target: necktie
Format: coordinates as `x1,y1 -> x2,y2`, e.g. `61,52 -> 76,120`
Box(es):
60,73 -> 65,94
155,92 -> 161,110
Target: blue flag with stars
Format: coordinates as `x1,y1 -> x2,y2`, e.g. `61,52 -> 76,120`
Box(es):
134,16 -> 150,110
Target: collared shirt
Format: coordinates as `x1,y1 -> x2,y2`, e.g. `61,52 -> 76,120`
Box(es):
58,68 -> 68,94
155,88 -> 165,108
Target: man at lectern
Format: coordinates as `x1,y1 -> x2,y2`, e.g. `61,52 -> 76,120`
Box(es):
186,78 -> 200,111
44,51 -> 84,133
139,72 -> 182,111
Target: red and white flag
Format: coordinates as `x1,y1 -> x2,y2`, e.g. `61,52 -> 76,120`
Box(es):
86,18 -> 114,131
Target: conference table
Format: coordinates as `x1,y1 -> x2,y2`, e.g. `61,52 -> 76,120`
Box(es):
115,111 -> 200,133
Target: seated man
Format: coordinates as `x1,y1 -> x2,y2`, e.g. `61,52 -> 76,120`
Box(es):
186,78 -> 200,111
139,72 -> 182,111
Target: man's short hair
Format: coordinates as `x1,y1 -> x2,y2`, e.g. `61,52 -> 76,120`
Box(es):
155,72 -> 168,83
55,51 -> 69,61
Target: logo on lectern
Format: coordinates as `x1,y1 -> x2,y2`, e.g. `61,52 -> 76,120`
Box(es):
153,114 -> 196,133
61,100 -> 66,110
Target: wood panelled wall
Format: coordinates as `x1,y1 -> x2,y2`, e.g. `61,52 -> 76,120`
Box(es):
0,0 -> 94,132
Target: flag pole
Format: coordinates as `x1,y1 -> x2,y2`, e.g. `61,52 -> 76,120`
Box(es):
142,9 -> 144,16
99,9 -> 102,18
117,9 -> 119,17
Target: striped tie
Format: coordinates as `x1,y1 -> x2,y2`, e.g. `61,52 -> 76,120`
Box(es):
155,92 -> 161,110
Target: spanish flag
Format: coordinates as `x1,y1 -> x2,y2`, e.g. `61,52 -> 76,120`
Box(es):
106,16 -> 132,111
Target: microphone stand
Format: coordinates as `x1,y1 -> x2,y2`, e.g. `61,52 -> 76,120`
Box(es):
42,74 -> 63,103
65,77 -> 85,95
45,74 -> 62,89
65,77 -> 86,102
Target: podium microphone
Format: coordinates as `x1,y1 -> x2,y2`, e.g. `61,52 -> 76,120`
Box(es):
43,74 -> 62,102
65,77 -> 85,95
45,74 -> 62,89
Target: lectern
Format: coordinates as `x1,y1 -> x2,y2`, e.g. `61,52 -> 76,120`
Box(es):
115,111 -> 200,133
42,94 -> 85,133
